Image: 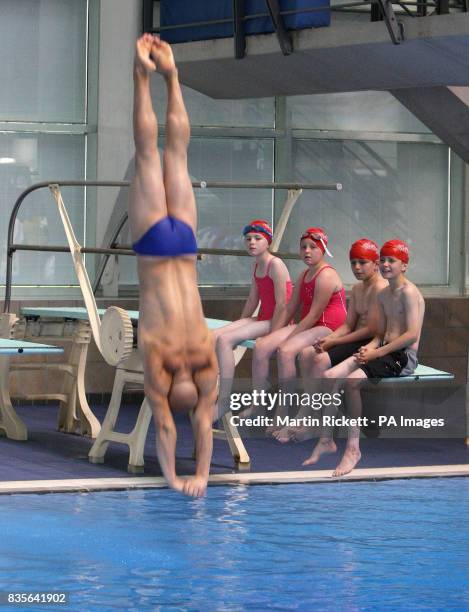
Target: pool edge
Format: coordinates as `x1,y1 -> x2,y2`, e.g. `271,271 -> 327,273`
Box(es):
1,464 -> 468,494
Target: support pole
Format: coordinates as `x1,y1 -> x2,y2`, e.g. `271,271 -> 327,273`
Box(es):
142,0 -> 154,33
265,0 -> 293,55
233,0 -> 246,59
49,185 -> 103,355
374,0 -> 404,44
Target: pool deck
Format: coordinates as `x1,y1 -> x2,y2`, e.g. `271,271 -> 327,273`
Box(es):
1,401 -> 468,493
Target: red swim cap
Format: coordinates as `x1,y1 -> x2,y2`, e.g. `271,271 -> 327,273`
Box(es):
380,239 -> 409,263
243,219 -> 273,244
349,239 -> 379,262
300,227 -> 329,253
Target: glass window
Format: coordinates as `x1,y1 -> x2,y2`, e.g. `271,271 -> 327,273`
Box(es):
0,0 -> 87,123
285,139 -> 449,285
0,133 -> 86,285
151,75 -> 275,128
119,137 -> 275,286
287,91 -> 430,133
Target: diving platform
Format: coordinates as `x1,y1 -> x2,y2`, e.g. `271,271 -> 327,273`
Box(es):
169,14 -> 469,98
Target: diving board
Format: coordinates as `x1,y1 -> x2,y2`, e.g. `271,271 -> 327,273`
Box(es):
18,311 -> 456,377
0,336 -> 63,441
377,364 -> 453,384
9,309 -> 99,438
21,310 -> 254,350
0,338 -> 63,355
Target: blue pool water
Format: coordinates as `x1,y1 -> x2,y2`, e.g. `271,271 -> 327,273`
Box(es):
1,478 -> 468,611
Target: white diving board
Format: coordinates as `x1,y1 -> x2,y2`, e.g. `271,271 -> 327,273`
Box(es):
377,364 -> 453,383
21,308 -> 255,349
19,310 -> 456,377
0,337 -> 63,441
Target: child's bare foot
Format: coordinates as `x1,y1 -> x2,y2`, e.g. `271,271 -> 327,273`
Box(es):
182,475 -> 208,497
302,438 -> 337,466
290,426 -> 315,443
151,36 -> 177,77
332,447 -> 361,477
135,33 -> 157,74
266,425 -> 281,438
272,427 -> 293,444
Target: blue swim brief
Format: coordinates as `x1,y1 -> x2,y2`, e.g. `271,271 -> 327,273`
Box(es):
132,216 -> 198,257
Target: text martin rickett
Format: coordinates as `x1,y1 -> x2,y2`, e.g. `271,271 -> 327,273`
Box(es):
230,415 -> 371,428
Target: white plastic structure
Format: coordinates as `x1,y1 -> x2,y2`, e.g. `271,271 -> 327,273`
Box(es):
100,306 -> 134,366
0,313 -> 64,440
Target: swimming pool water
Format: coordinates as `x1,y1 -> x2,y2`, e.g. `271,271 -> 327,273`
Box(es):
0,478 -> 468,611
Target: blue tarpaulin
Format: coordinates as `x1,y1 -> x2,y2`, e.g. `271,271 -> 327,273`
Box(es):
160,0 -> 330,44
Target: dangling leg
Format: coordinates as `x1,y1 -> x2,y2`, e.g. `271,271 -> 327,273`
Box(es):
215,319 -> 270,420
272,326 -> 331,441
332,367 -> 367,477
302,356 -> 359,466
282,348 -> 332,443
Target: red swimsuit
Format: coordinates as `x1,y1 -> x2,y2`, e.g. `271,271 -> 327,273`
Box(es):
299,265 -> 347,330
254,260 -> 293,321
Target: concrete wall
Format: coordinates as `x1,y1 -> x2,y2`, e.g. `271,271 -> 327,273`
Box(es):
95,0 -> 141,247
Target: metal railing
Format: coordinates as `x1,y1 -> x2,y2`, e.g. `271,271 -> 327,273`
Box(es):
144,0 -> 467,50
4,179 -> 342,312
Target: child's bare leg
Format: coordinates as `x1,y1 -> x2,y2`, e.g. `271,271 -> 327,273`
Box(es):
151,38 -> 196,231
285,349 -> 331,443
215,320 -> 270,420
252,326 -> 293,391
273,327 -> 331,442
303,356 -> 359,466
212,318 -> 253,343
129,34 -> 167,243
332,368 -> 367,477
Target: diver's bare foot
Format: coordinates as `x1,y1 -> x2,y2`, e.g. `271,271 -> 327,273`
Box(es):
182,476 -> 208,498
135,34 -> 157,74
151,37 -> 177,77
332,447 -> 361,477
302,439 -> 337,466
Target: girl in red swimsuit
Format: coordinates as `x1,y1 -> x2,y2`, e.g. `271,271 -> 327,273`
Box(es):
213,220 -> 292,419
253,227 -> 347,437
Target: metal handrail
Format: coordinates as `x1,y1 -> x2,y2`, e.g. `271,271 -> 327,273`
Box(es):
4,179 -> 342,312
150,1 -> 465,29
144,0 -> 467,50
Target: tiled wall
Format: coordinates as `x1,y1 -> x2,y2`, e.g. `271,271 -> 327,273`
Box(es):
419,298 -> 469,383
6,296 -> 469,398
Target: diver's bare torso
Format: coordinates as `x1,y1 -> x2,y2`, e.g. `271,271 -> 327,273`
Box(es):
137,256 -> 215,385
